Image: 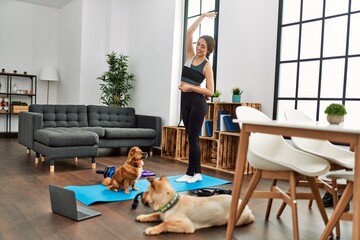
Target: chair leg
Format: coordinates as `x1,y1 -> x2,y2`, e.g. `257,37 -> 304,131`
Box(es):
235,169 -> 262,222
266,179 -> 277,220
320,182 -> 353,240
289,172 -> 300,240
277,178 -> 301,218
306,176 -> 331,235
330,178 -> 340,237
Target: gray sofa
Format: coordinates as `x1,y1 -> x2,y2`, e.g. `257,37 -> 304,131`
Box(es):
18,104 -> 161,172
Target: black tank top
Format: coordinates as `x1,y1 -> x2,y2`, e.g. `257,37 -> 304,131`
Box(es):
181,56 -> 207,86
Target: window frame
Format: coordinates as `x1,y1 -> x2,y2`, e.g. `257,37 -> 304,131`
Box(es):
273,0 -> 360,121
183,0 -> 220,89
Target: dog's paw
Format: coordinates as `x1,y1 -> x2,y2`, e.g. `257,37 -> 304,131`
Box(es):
144,226 -> 161,235
124,190 -> 130,194
132,187 -> 139,191
136,214 -> 148,222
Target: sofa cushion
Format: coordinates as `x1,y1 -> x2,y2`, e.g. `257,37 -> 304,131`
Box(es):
81,127 -> 106,138
34,128 -> 99,147
29,105 -> 88,128
103,128 -> 156,139
87,105 -> 136,128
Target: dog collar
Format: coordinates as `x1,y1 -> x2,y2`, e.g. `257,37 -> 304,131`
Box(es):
156,193 -> 180,213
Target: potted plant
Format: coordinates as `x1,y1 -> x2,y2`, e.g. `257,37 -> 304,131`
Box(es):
97,51 -> 135,107
324,103 -> 347,124
212,90 -> 221,102
232,87 -> 244,103
11,100 -> 28,113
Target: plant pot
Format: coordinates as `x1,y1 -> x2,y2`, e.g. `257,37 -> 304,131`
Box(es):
232,95 -> 241,103
327,115 -> 344,125
11,105 -> 28,113
212,97 -> 221,102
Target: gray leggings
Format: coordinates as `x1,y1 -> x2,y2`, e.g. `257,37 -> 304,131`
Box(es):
180,92 -> 207,176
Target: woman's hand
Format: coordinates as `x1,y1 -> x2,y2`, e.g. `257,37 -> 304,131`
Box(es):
202,12 -> 217,19
178,83 -> 194,92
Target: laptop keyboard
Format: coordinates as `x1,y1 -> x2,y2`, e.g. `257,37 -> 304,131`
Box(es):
77,211 -> 90,218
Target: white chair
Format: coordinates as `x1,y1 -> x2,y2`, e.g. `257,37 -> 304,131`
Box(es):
320,171 -> 354,240
235,106 -> 331,240
284,109 -> 354,170
284,109 -> 354,236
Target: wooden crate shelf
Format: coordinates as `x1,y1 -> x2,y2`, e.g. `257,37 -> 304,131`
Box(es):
161,126 -> 188,161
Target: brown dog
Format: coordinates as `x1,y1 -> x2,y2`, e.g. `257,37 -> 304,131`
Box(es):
136,176 -> 255,235
102,146 -> 147,194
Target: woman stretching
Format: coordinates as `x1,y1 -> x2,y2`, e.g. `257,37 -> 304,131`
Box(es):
176,12 -> 217,183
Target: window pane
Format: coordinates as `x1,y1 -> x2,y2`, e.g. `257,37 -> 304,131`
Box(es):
282,0 -> 301,24
345,101 -> 360,124
200,18 -> 215,36
277,100 -> 295,120
352,0 -> 360,11
280,25 -> 299,61
300,21 -> 322,59
278,63 -> 297,97
188,0 -> 200,16
302,0 -> 323,21
346,57 -> 360,98
349,13 -> 360,55
296,101 -> 318,119
201,0 -> 215,13
323,16 -> 347,57
325,0 -> 349,16
320,59 -> 345,98
298,61 -> 320,97
187,18 -> 200,42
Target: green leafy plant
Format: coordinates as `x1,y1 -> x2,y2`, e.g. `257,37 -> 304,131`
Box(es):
97,51 -> 135,107
232,87 -> 243,95
324,103 -> 347,116
11,101 -> 28,106
212,90 -> 221,98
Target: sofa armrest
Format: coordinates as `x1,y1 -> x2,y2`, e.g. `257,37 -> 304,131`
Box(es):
136,114 -> 162,146
18,112 -> 43,149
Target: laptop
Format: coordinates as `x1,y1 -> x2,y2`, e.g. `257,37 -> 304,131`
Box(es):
49,185 -> 101,221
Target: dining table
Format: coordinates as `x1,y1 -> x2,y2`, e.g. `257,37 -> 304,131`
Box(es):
225,119 -> 360,240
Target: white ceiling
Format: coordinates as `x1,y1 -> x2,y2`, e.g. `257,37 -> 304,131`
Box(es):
16,0 -> 73,9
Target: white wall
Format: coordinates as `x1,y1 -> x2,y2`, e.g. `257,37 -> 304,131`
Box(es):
0,0 -> 279,133
0,0 -> 59,132
217,0 -> 278,117
127,0 -> 182,126
57,0 -> 82,104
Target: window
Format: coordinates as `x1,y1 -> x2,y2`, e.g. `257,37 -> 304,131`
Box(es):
274,0 -> 360,123
184,0 -> 220,88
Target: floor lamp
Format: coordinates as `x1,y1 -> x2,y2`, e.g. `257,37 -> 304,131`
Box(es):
39,66 -> 59,104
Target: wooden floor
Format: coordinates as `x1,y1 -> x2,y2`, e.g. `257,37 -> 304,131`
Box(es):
0,138 -> 352,240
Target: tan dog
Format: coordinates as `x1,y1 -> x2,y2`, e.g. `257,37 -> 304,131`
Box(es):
136,176 -> 255,235
102,146 -> 147,194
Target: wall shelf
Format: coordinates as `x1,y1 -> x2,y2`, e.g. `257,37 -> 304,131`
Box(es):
0,72 -> 37,137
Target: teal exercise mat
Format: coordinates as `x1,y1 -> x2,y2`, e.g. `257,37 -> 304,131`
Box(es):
65,175 -> 231,206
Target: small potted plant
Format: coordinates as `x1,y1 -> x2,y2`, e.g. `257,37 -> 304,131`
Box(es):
212,90 -> 221,102
232,87 -> 244,103
11,100 -> 28,113
324,103 -> 347,124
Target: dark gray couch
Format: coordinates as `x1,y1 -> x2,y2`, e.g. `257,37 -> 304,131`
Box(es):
18,104 -> 161,172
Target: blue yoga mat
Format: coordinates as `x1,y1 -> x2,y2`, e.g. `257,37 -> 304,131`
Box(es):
65,175 -> 231,206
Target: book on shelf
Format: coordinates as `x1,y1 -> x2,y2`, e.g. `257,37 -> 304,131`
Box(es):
220,114 -> 231,131
223,116 -> 240,132
217,110 -> 230,131
204,120 -> 213,137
